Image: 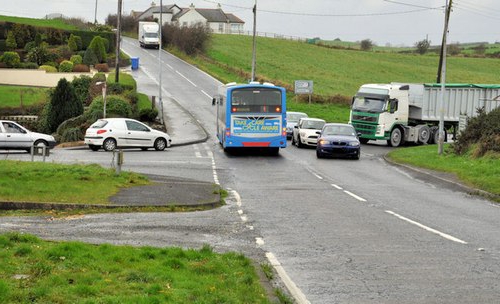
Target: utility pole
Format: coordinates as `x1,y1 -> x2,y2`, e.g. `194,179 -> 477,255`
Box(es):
438,0 -> 452,155
94,0 -> 98,24
115,0 -> 122,83
437,0 -> 452,83
159,0 -> 164,124
250,0 -> 257,82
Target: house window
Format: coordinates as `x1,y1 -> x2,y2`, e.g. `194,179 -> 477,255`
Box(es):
219,23 -> 224,33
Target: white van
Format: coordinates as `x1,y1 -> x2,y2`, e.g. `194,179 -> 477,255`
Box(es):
84,118 -> 171,151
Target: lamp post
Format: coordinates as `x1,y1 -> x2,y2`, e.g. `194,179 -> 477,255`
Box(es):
159,0 -> 164,124
96,81 -> 107,118
250,0 -> 257,82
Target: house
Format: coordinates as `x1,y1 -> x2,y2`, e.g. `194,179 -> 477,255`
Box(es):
134,2 -> 244,34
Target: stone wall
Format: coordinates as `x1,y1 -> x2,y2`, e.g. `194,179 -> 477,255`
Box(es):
0,69 -> 95,87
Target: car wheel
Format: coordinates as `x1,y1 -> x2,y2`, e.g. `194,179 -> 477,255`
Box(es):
89,145 -> 100,151
154,138 -> 167,151
34,139 -> 48,147
297,138 -> 303,148
354,150 -> 360,160
291,136 -> 296,146
316,150 -> 323,158
102,138 -> 117,151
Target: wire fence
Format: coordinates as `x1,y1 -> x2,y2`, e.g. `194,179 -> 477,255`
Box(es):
222,30 -> 308,42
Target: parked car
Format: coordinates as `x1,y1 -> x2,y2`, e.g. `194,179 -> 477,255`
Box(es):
291,118 -> 326,148
0,120 -> 56,152
84,118 -> 172,151
316,123 -> 361,159
286,111 -> 308,139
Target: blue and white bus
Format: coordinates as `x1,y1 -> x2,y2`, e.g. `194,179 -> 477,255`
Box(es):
212,82 -> 287,154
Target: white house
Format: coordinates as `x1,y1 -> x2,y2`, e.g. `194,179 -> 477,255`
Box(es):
135,2 -> 244,34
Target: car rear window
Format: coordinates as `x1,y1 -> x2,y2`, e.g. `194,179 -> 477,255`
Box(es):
91,120 -> 108,128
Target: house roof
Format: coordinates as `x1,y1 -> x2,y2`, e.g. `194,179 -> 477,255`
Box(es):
174,8 -> 244,24
136,4 -> 179,20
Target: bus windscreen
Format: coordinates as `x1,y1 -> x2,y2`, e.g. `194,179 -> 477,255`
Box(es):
231,88 -> 282,113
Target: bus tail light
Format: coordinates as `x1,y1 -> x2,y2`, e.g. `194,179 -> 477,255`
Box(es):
275,107 -> 281,112
232,107 -> 237,112
282,127 -> 287,136
225,128 -> 230,137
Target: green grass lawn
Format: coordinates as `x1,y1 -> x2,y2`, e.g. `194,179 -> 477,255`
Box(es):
0,15 -> 79,30
0,161 -> 149,205
287,99 -> 351,123
206,35 -> 500,97
0,232 -> 271,303
0,85 -> 49,108
387,144 -> 500,199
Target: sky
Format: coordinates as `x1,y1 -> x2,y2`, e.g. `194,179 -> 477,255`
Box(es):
0,0 -> 498,46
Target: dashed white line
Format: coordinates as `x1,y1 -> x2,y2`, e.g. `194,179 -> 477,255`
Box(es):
331,184 -> 343,190
343,190 -> 367,202
175,71 -> 197,87
201,90 -> 212,99
256,237 -> 265,246
385,210 -> 468,244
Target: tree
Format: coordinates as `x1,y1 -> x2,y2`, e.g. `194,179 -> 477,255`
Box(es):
26,42 -> 51,65
83,47 -> 99,66
88,36 -> 107,63
68,34 -> 78,52
415,38 -> 431,55
360,39 -> 374,51
6,31 -> 17,50
45,78 -> 82,133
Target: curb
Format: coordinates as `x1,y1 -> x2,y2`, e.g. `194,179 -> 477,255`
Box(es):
383,155 -> 500,202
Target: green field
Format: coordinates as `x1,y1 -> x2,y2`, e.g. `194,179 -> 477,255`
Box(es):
0,85 -> 48,107
205,35 -> 500,97
0,15 -> 79,30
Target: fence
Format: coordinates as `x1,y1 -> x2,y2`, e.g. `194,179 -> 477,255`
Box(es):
223,30 -> 308,43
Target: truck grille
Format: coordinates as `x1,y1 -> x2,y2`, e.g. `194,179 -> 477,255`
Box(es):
352,114 -> 377,123
352,123 -> 376,136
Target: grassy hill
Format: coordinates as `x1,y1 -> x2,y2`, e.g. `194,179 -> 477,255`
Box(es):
203,35 -> 500,97
0,15 -> 80,30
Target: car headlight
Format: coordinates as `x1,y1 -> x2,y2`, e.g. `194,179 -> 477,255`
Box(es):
348,141 -> 360,147
318,140 -> 329,145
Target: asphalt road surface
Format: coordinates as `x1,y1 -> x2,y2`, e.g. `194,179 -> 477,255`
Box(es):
1,37 -> 499,303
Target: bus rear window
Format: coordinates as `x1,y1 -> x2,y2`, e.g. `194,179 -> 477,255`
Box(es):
231,88 -> 282,113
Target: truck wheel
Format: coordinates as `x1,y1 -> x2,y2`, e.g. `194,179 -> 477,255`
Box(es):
359,138 -> 369,144
388,128 -> 403,147
418,125 -> 430,144
428,126 -> 439,144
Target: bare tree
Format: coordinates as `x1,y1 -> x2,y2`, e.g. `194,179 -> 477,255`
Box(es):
360,39 -> 374,51
415,38 -> 431,55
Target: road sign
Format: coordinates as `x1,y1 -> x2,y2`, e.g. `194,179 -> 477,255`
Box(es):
294,80 -> 313,95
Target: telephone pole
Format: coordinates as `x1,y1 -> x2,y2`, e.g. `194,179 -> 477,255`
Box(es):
438,0 -> 452,155
250,0 -> 257,82
94,0 -> 98,24
115,0 -> 122,83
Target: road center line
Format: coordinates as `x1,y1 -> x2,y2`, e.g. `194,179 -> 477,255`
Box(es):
201,90 -> 212,99
344,190 -> 367,202
331,184 -> 343,190
385,210 -> 468,244
175,71 -> 197,87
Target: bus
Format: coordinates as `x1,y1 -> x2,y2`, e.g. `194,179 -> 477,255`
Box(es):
212,82 -> 287,154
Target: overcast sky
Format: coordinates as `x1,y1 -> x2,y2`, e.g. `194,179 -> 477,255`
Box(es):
0,0 -> 498,46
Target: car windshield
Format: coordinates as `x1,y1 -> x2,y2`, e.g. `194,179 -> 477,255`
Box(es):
287,113 -> 307,122
352,96 -> 386,113
302,120 -> 325,129
323,125 -> 356,136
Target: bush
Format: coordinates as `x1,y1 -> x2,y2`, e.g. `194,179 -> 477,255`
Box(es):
72,75 -> 92,106
68,33 -> 78,52
82,47 -> 99,66
70,54 -> 83,65
95,63 -> 109,72
107,82 -> 124,95
89,95 -> 132,118
58,60 -> 74,72
44,78 -> 83,133
39,65 -> 57,73
60,127 -> 83,142
19,62 -> 39,69
88,36 -> 107,63
26,42 -> 51,65
73,64 -> 90,72
452,107 -> 500,157
57,45 -> 73,60
6,31 -> 17,50
139,108 -> 158,122
162,22 -> 211,55
0,51 -> 20,67
0,39 -> 6,52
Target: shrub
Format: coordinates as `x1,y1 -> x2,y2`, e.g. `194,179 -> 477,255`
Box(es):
59,60 -> 74,72
88,36 -> 107,63
26,42 -> 51,65
0,39 -> 6,52
44,78 -> 83,133
452,107 -> 500,157
360,39 -> 374,51
72,64 -> 90,72
95,63 -> 109,72
24,41 -> 36,52
82,47 -> 99,66
70,54 -> 83,65
68,34 -> 78,51
57,45 -> 73,60
139,108 -> 158,122
89,95 -> 132,118
0,51 -> 20,67
107,82 -> 124,95
19,62 -> 39,69
72,75 -> 92,106
39,65 -> 57,73
162,22 -> 211,55
6,31 -> 17,50
60,127 -> 83,142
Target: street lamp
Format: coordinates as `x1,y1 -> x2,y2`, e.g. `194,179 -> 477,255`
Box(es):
251,0 -> 257,82
96,81 -> 107,118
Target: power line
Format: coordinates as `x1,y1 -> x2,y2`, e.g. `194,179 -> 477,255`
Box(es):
202,0 -> 441,17
453,0 -> 500,20
382,0 -> 443,10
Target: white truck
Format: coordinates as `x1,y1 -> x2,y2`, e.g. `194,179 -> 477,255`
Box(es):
138,21 -> 160,49
349,83 -> 500,147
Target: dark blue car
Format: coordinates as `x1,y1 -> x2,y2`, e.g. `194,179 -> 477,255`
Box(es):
316,123 -> 361,159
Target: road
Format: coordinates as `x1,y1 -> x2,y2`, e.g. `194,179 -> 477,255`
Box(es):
2,37 -> 500,303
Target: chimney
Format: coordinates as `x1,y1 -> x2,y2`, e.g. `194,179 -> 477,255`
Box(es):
151,1 -> 156,7
189,3 -> 195,10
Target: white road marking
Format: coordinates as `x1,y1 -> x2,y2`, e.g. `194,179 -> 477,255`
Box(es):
256,237 -> 265,246
344,190 -> 367,202
175,71 -> 197,87
385,210 -> 468,244
201,90 -> 212,99
331,184 -> 343,190
266,252 -> 311,304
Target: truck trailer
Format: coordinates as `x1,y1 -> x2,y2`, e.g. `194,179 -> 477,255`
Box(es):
138,21 -> 160,49
350,83 -> 500,147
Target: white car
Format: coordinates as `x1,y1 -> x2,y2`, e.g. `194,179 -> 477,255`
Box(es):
286,111 -> 308,139
291,117 -> 326,148
84,118 -> 172,151
0,120 -> 56,152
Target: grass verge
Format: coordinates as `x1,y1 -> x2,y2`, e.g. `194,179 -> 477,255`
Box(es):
387,144 -> 500,200
0,232 -> 272,303
0,85 -> 48,108
0,160 -> 149,205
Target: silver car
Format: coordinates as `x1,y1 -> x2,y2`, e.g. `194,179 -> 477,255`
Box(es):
84,118 -> 172,151
0,120 -> 56,152
286,111 -> 308,139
